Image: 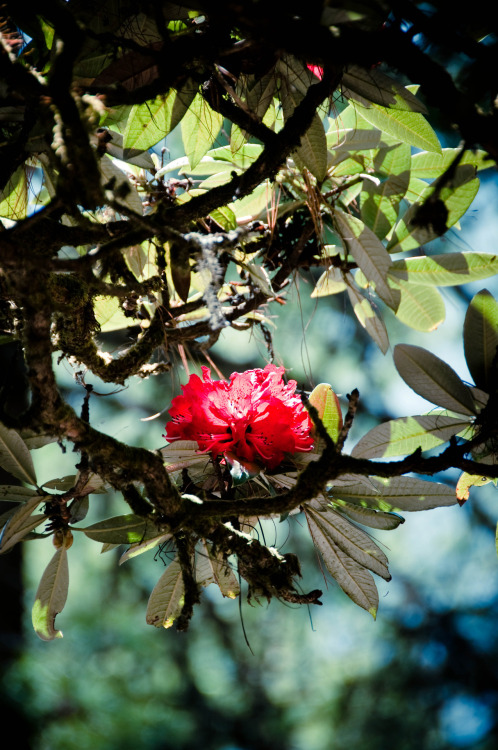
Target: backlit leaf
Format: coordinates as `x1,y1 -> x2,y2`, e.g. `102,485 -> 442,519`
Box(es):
181,93 -> 224,170
351,414 -> 472,458
410,148 -> 494,177
123,83 -> 197,151
389,253 -> 498,287
388,278 -> 446,332
308,383 -> 343,443
311,267 -> 348,297
350,100 -> 441,153
343,66 -> 427,112
387,166 -> 479,252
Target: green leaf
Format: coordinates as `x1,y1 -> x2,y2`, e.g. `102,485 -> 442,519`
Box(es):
31,545 -> 69,641
94,295 -> 133,332
333,209 -> 394,306
394,344 -> 478,415
281,80 -> 328,181
79,515 -> 156,544
456,472 -> 493,505
360,171 -> 410,239
388,277 -> 446,332
308,383 -> 343,443
311,267 -> 348,297
0,496 -> 45,554
410,148 -> 494,177
346,282 -> 389,354
389,253 -> 498,287
0,423 -> 37,485
146,559 -> 184,629
351,100 -> 441,153
0,165 -> 29,220
181,92 -> 224,170
305,508 -> 379,617
103,130 -> 155,169
334,476 -> 457,512
210,206 -> 237,230
351,414 -> 472,458
123,83 -> 197,151
387,166 -> 479,252
464,289 -> 498,392
342,66 -> 427,112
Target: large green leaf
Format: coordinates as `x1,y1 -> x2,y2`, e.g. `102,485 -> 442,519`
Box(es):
351,101 -> 441,153
181,92 -> 224,170
146,559 -> 185,629
464,289 -> 498,392
410,148 -> 494,177
0,423 -> 37,485
311,267 -> 348,297
393,344 -> 478,415
388,253 -> 498,287
31,545 -> 69,641
361,171 -> 410,239
0,165 -> 29,220
343,66 -> 427,112
387,166 -> 479,252
281,80 -> 328,181
334,476 -> 457,512
308,383 -> 343,444
123,82 -> 197,151
351,414 -> 472,459
388,277 -> 446,331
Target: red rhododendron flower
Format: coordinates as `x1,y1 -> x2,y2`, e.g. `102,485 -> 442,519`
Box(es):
307,64 -> 323,80
164,364 -> 314,469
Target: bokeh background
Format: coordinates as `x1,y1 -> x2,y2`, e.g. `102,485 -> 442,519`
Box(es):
2,116 -> 498,750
